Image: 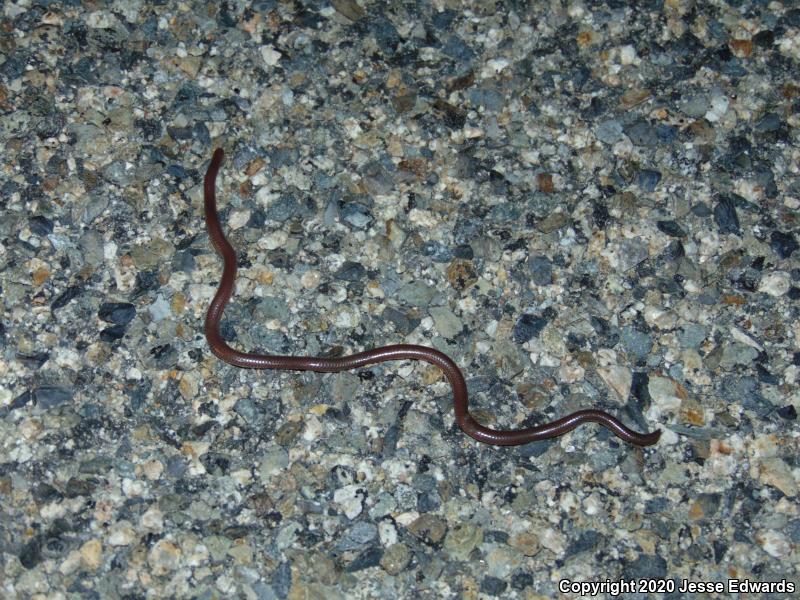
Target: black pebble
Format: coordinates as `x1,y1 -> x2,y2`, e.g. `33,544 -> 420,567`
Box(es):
770,231 -> 798,259
481,576 -> 508,595
51,285 -> 82,310
623,554 -> 667,579
566,530 -> 602,556
657,220 -> 687,237
32,482 -> 63,503
98,302 -> 136,326
345,546 -> 384,572
777,405 -> 797,420
714,197 -> 740,235
335,261 -> 367,282
15,352 -> 50,369
511,572 -> 534,590
513,310 -> 554,344
691,202 -> 712,217
756,365 -> 779,385
29,215 -> 54,235
100,325 -> 127,342
19,537 -> 43,569
10,391 -> 32,411
753,30 -> 774,47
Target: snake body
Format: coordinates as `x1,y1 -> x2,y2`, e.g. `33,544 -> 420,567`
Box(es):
203,148 -> 661,447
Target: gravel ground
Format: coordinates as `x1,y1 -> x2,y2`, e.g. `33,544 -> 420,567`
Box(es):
1,1 -> 798,598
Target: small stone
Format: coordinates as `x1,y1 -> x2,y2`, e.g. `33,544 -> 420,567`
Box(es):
485,545 -> 523,578
288,583 -> 343,600
680,95 -> 710,118
643,306 -> 678,330
480,576 -> 508,596
80,539 -> 103,571
444,523 -> 483,560
259,448 -> 289,478
340,202 -> 373,229
19,537 -> 43,569
528,255 -> 553,286
392,88 -> 417,114
333,484 -> 366,520
361,161 -> 394,197
648,376 -> 687,411
380,543 -> 411,575
688,493 -> 721,519
753,457 -> 797,497
148,539 -> 182,576
598,365 -> 632,402
714,197 -> 740,235
720,342 -> 759,368
619,326 -> 652,362
228,541 -> 253,564
728,39 -> 753,58
637,169 -> 661,192
275,420 -> 303,446
331,0 -> 365,21
625,120 -> 658,146
98,302 -> 136,326
677,324 -> 707,349
770,231 -> 798,259
446,259 -> 478,291
421,240 -> 454,263
755,530 -> 791,558
758,272 -> 790,296
108,521 -> 136,546
260,45 -> 282,66
537,172 -> 554,193
34,385 -> 73,409
596,119 -> 624,144
408,514 -> 447,545
429,306 -> 462,339
29,215 -> 54,235
263,195 -> 302,222
513,313 -> 550,344
345,546 -> 383,572
620,88 -> 651,109
229,209 -> 251,230
335,261 -> 366,282
337,522 -> 378,551
396,280 -> 437,306
623,554 -> 667,580
537,212 -> 568,233
510,532 -> 540,557
679,395 -> 705,425
539,528 -> 566,556
148,295 -> 170,322
656,220 -> 686,237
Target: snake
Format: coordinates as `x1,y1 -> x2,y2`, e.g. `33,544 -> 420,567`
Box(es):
203,148 -> 661,447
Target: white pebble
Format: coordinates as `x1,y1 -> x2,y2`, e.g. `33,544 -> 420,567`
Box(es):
228,209 -> 250,230
619,45 -> 637,64
260,45 -> 282,66
758,272 -> 790,296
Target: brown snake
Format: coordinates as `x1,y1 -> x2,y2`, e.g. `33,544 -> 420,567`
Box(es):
204,148 -> 661,447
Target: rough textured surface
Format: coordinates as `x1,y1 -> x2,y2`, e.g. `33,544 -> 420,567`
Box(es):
1,1 -> 799,598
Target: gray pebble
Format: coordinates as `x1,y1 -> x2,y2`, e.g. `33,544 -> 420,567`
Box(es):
596,119 -> 624,144
339,202 -> 373,229
337,522 -> 378,551
34,385 -> 73,409
528,255 -> 553,286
